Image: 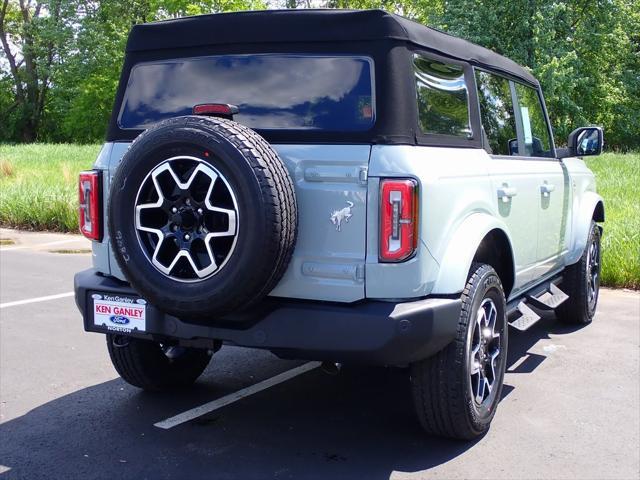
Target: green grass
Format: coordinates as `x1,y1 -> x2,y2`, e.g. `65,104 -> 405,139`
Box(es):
0,144 -> 99,232
586,153 -> 640,289
0,144 -> 638,288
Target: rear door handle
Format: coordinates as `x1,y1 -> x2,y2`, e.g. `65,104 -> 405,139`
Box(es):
540,182 -> 556,196
497,185 -> 518,203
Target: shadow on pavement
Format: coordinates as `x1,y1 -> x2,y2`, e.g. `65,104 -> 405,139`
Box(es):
0,315 -> 587,479
505,312 -> 587,376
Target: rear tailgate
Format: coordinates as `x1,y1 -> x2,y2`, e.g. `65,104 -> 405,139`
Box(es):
268,145 -> 370,302
100,143 -> 370,303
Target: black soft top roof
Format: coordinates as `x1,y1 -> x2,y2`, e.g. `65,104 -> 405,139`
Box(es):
126,9 -> 538,86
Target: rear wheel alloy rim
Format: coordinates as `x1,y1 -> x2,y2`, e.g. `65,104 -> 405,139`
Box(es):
587,237 -> 600,310
134,156 -> 239,282
469,298 -> 502,406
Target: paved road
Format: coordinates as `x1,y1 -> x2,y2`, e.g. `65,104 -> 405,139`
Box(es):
1,230 -> 639,479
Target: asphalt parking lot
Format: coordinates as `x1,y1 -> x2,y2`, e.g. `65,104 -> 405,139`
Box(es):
1,229 -> 639,480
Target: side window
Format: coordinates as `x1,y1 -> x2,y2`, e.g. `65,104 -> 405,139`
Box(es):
475,71 -> 517,155
514,83 -> 553,157
414,55 -> 471,137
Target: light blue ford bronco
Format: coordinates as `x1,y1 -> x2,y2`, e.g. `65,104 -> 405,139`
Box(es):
74,9 -> 605,440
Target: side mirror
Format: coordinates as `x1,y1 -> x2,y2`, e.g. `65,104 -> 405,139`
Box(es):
559,126 -> 604,158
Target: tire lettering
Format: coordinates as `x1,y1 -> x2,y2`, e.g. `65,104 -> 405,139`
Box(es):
115,230 -> 130,263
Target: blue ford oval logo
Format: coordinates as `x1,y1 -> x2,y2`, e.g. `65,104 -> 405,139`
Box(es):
110,315 -> 130,325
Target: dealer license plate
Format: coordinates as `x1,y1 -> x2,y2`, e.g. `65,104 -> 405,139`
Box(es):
92,293 -> 147,333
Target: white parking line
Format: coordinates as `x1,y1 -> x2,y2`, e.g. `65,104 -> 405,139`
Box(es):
154,361 -> 321,430
0,292 -> 75,309
0,238 -> 82,252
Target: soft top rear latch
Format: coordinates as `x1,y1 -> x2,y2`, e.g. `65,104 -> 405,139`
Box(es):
192,103 -> 239,120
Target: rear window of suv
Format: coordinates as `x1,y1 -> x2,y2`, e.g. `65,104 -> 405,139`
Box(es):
118,54 -> 375,132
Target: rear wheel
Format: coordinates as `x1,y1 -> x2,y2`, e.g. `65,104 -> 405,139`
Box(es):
106,334 -> 212,391
556,221 -> 601,324
410,264 -> 508,440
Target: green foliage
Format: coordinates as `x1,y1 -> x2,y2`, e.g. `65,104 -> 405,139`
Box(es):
1,0 -> 639,148
437,0 -> 640,151
1,0 -> 266,144
585,153 -> 640,290
0,143 -> 99,231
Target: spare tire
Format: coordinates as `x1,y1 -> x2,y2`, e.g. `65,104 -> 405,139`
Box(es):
108,116 -> 297,320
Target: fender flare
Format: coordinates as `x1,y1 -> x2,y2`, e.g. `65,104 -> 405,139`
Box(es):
566,192 -> 604,266
431,213 -> 515,295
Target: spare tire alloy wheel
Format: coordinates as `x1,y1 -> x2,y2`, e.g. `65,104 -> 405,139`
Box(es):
135,156 -> 239,281
109,116 -> 297,320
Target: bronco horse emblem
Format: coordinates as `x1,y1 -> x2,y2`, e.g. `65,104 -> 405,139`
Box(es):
330,201 -> 354,231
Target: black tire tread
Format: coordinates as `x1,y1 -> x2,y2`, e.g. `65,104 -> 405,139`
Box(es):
556,221 -> 600,324
106,334 -> 211,391
182,116 -> 298,311
411,263 -> 505,440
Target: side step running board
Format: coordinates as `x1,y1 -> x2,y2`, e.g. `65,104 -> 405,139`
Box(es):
510,302 -> 541,331
508,281 -> 569,332
526,283 -> 569,310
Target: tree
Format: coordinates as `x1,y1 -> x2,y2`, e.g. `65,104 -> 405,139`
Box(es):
0,0 -> 75,141
2,0 -> 267,142
1,0 -> 638,148
436,0 -> 640,150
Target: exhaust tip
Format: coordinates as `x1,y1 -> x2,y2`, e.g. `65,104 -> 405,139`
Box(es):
320,361 -> 342,376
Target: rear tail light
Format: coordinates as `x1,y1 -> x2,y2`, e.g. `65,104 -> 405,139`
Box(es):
78,170 -> 102,241
379,178 -> 418,262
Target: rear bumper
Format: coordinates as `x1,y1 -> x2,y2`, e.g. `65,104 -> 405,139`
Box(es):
74,268 -> 461,365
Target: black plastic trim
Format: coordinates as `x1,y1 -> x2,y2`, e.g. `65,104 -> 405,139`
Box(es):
75,268 -> 461,365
